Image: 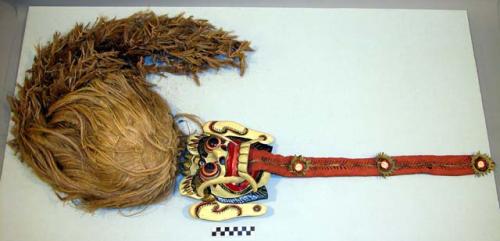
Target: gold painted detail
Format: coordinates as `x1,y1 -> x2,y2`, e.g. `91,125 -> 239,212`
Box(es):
203,121 -> 274,144
189,200 -> 267,221
471,152 -> 495,176
208,121 -> 249,135
375,152 -> 396,177
289,155 -> 311,176
179,175 -> 202,199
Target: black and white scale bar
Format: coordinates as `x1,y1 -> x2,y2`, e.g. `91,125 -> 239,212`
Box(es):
212,226 -> 255,237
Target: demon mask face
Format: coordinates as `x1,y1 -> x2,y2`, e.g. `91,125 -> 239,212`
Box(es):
178,121 -> 274,221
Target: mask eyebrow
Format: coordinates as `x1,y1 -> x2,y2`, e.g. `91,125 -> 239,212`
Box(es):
197,137 -> 209,157
209,133 -> 236,144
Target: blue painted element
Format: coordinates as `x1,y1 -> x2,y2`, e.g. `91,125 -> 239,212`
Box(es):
144,55 -> 166,66
215,186 -> 268,204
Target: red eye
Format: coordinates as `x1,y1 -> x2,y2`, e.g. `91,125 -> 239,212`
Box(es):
204,136 -> 222,151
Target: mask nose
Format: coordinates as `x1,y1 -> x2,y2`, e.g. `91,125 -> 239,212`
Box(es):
211,148 -> 227,164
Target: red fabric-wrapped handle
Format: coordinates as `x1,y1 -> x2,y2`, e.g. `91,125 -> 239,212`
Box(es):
249,150 -> 493,177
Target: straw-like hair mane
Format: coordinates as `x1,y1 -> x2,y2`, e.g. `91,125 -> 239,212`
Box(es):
8,11 -> 252,211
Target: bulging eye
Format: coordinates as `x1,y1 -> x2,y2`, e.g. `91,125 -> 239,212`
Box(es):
199,162 -> 220,180
204,136 -> 222,151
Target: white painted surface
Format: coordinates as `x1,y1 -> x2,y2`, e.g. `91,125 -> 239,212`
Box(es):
1,7 -> 498,241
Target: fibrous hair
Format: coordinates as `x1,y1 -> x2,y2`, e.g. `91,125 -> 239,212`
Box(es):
8,11 -> 252,211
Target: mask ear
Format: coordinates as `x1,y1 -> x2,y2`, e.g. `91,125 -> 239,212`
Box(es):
179,175 -> 203,200
180,133 -> 205,176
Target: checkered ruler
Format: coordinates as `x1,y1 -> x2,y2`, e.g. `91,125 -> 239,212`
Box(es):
212,226 -> 255,237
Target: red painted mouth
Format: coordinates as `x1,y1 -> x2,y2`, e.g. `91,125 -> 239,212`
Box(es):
223,141 -> 260,192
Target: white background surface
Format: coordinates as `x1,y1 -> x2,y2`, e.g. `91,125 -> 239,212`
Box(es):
1,7 -> 499,241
